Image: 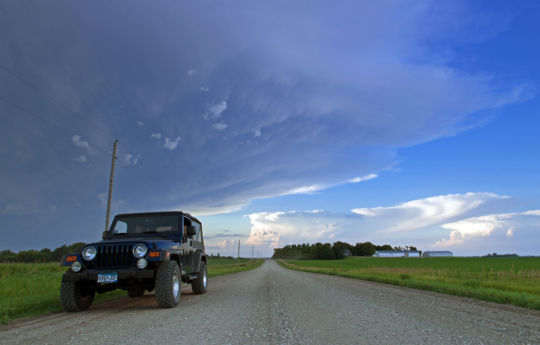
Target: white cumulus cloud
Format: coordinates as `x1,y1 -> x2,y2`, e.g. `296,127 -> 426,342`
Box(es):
244,193 -> 526,256
286,185 -> 324,195
245,211 -> 340,255
71,135 -> 90,151
351,192 -> 511,233
123,153 -> 139,166
213,122 -> 228,131
73,155 -> 87,163
348,174 -> 378,183
434,210 -> 540,248
204,101 -> 227,120
163,136 -> 181,150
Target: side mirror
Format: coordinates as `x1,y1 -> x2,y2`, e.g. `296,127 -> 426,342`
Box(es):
102,231 -> 108,240
187,225 -> 197,237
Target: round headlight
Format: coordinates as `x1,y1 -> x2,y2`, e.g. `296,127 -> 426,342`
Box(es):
133,244 -> 148,258
137,258 -> 148,269
71,261 -> 82,272
82,246 -> 97,261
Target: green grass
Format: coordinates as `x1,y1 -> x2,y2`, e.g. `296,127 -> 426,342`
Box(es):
278,256 -> 540,310
206,257 -> 264,278
0,258 -> 263,324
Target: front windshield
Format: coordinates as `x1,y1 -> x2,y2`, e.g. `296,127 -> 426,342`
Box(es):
110,215 -> 179,236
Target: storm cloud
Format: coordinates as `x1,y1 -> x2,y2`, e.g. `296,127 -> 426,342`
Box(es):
0,1 -> 530,250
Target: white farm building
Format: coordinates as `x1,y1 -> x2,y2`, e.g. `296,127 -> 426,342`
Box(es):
373,251 -> 421,257
422,251 -> 453,257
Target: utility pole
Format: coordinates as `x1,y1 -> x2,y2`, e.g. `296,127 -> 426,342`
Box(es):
237,240 -> 241,259
105,139 -> 118,232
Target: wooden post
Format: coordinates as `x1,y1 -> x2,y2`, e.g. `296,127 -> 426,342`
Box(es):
105,139 -> 118,232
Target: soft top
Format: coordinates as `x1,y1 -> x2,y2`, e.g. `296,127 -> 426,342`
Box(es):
114,211 -> 202,225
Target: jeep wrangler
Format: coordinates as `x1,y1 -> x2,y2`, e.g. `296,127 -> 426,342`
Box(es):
60,211 -> 207,311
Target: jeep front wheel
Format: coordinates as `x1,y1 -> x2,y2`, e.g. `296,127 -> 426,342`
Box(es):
155,261 -> 181,308
191,261 -> 207,294
60,281 -> 95,312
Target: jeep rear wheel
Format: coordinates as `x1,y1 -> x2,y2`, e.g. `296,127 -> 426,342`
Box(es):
191,261 -> 207,294
155,261 -> 181,308
60,281 -> 95,312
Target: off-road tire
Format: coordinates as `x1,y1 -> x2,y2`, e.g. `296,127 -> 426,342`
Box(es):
60,281 -> 95,312
127,286 -> 145,298
155,261 -> 181,308
191,261 -> 207,294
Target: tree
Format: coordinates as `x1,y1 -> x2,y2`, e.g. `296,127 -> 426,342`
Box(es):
0,250 -> 17,262
355,242 -> 376,256
332,241 -> 351,259
40,248 -> 53,262
273,241 -> 419,260
376,244 -> 393,251
52,245 -> 70,262
17,250 -> 42,263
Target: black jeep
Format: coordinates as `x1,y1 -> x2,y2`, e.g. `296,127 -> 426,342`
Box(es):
60,211 -> 207,311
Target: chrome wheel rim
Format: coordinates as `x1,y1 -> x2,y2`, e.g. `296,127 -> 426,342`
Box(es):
172,271 -> 180,298
203,269 -> 207,288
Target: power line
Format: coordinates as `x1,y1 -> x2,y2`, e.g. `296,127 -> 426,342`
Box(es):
1,91 -> 173,205
0,63 -> 149,155
0,62 -> 142,164
0,94 -> 112,156
0,63 -> 110,135
0,62 -> 185,209
0,63 -> 147,162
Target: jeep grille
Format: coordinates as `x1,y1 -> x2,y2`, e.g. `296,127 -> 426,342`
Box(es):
91,244 -> 136,269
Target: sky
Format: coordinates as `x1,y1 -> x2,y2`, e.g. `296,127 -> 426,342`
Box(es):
0,1 -> 539,257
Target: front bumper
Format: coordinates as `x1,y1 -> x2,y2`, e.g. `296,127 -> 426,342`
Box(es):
62,268 -> 155,282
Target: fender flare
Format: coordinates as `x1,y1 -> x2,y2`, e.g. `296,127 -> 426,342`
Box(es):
192,251 -> 206,274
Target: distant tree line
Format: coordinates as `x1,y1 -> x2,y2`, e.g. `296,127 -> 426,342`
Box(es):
0,242 -> 86,263
272,241 -> 418,260
1,241 -> 421,262
207,253 -> 235,259
484,253 -> 518,257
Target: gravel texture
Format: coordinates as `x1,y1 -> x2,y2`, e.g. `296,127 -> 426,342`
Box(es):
1,259 -> 540,344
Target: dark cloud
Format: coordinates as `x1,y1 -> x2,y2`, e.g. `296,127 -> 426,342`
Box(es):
0,1 -> 530,249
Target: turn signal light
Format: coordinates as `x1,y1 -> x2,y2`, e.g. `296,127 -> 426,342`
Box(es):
149,251 -> 160,258
66,256 -> 77,262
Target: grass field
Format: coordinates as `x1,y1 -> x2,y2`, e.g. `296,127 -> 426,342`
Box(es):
279,256 -> 540,310
0,258 -> 263,324
206,257 -> 264,277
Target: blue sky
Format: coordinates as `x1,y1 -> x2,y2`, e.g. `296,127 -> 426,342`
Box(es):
1,1 -> 539,257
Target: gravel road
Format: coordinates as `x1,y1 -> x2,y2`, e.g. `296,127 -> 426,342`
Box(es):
1,260 -> 540,345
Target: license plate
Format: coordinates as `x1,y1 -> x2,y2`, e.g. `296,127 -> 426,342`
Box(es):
97,273 -> 118,284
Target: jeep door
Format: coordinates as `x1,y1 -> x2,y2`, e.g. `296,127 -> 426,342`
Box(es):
181,216 -> 194,274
